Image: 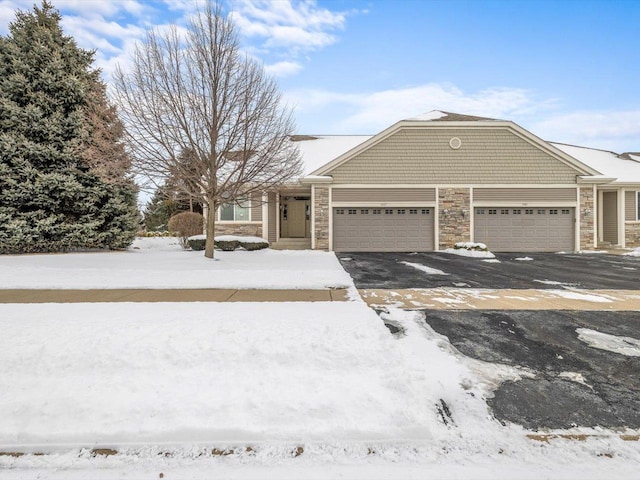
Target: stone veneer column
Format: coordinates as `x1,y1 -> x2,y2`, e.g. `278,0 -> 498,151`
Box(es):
626,224 -> 640,247
579,187 -> 595,250
438,188 -> 471,250
313,186 -> 330,250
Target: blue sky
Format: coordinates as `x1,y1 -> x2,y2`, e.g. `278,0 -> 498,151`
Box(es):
1,0 -> 639,152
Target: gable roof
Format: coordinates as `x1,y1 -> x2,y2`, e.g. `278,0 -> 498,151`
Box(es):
551,143 -> 640,184
308,112 -> 600,177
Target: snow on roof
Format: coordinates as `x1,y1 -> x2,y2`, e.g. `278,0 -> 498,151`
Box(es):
291,135 -> 372,175
552,143 -> 640,183
404,110 -> 501,122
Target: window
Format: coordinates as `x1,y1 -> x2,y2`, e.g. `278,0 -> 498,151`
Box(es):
385,209 -> 393,214
476,209 -> 485,214
512,209 -> 521,214
561,209 -> 571,214
421,209 -> 431,215
550,209 -> 558,214
409,209 -> 418,214
525,209 -> 533,214
360,209 -> 369,214
501,209 -> 509,215
373,209 -> 381,214
488,209 -> 497,215
537,209 -> 546,214
336,209 -> 345,215
397,209 -> 406,214
348,209 -> 357,215
220,199 -> 250,221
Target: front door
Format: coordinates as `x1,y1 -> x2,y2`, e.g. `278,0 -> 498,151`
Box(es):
281,199 -> 309,238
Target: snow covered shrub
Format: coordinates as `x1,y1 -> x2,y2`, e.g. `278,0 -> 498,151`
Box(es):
167,212 -> 203,248
188,237 -> 206,250
214,239 -> 240,251
453,242 -> 489,251
240,241 -> 269,251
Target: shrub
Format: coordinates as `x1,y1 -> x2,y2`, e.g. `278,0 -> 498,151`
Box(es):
240,241 -> 269,251
136,230 -> 177,237
188,237 -> 206,250
453,242 -> 489,251
168,212 -> 204,248
215,239 -> 240,251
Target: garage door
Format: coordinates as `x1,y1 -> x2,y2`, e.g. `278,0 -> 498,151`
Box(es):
474,207 -> 574,252
333,207 -> 434,252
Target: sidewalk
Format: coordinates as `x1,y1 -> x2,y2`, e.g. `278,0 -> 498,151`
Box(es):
0,288 -> 350,303
360,288 -> 640,311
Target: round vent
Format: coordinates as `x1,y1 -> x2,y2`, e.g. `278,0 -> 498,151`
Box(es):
449,137 -> 462,149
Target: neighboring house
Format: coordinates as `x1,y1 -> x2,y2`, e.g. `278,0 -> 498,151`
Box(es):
217,111 -> 640,252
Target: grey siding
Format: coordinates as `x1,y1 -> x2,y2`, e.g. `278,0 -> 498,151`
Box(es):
251,193 -> 263,222
267,192 -> 277,243
625,191 -> 637,221
474,188 -> 576,203
332,188 -> 436,203
602,192 -> 618,244
328,127 -> 581,184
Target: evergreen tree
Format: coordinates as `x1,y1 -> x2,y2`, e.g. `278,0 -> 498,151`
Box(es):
0,1 -> 139,254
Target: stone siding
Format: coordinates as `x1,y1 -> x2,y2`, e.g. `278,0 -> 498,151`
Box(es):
438,188 -> 470,249
314,187 -> 330,250
626,223 -> 640,248
579,187 -> 594,250
215,223 -> 262,238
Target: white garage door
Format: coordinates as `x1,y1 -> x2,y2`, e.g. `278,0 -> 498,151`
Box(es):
474,207 -> 574,252
333,207 -> 434,252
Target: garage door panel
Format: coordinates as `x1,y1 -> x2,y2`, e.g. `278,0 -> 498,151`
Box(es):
334,207 -> 434,252
475,207 -> 574,252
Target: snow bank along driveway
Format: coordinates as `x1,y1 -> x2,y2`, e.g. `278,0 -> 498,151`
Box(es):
0,238 -> 353,290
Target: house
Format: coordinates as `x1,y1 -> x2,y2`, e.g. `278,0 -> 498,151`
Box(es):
215,111 -> 640,252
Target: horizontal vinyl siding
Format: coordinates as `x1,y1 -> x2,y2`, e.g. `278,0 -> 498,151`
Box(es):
625,191 -> 637,221
474,188 -> 576,203
267,192 -> 277,243
332,188 -> 436,203
251,193 -> 263,222
328,127 -> 580,184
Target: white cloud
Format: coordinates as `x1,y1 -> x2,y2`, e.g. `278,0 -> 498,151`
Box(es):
232,0 -> 349,52
286,83 -> 555,132
264,60 -> 302,77
532,110 -> 640,152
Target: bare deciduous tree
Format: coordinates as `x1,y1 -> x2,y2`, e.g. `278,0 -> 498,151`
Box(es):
113,1 -> 302,258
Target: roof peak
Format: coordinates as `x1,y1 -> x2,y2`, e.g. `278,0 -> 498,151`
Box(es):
405,110 -> 502,122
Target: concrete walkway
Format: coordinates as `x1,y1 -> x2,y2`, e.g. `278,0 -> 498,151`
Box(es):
361,288 -> 640,311
0,288 -> 350,303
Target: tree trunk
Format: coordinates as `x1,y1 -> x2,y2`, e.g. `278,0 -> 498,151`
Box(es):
205,200 -> 216,258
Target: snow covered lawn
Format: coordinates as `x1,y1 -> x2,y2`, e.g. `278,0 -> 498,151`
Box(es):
1,303 -> 639,478
0,237 -> 353,290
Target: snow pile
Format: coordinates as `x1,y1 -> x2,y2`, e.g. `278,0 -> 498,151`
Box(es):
515,257 -> 534,261
577,328 -> 640,356
0,237 -> 352,290
549,290 -> 613,303
442,242 -> 496,259
214,235 -> 267,244
624,247 -> 640,257
400,261 -> 448,275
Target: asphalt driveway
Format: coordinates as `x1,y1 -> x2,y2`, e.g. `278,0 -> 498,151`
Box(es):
418,309 -> 640,430
337,252 -> 640,290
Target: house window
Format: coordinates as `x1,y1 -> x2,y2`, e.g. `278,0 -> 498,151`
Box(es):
385,209 -> 393,214
512,209 -> 521,214
409,209 -> 418,214
360,209 -> 369,214
476,209 -> 485,214
348,209 -> 357,215
537,209 -> 546,214
421,209 -> 430,215
525,209 -> 533,214
373,209 -> 381,214
220,199 -> 250,221
488,209 -> 497,215
501,209 -> 509,214
336,209 -> 345,214
561,209 -> 570,214
397,209 -> 406,214
550,209 -> 558,214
